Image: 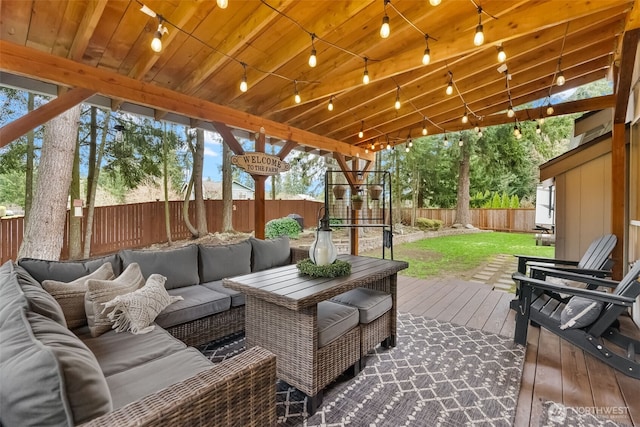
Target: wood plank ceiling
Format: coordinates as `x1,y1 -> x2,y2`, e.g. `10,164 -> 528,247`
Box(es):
0,0 -> 637,155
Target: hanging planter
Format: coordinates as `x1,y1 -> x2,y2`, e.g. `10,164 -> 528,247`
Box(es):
332,185 -> 347,200
351,195 -> 364,210
369,185 -> 383,201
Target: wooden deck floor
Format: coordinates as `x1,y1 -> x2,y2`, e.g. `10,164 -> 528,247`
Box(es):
397,275 -> 640,427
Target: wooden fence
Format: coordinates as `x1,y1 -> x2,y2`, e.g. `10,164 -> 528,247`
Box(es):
1,200 -> 323,263
1,203 -> 537,263
401,208 -> 536,232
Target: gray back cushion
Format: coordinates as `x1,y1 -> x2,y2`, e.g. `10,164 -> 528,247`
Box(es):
198,240 -> 252,282
119,245 -> 199,289
250,236 -> 291,272
18,254 -> 122,284
1,306 -> 112,426
14,263 -> 67,326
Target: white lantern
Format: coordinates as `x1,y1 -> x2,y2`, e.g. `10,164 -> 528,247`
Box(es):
309,212 -> 337,266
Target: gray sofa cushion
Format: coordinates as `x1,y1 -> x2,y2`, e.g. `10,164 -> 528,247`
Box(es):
18,254 -> 121,283
1,305 -> 112,426
198,240 -> 252,282
12,263 -> 67,326
120,245 -> 199,290
106,348 -> 212,410
154,285 -> 231,328
330,287 -> 392,324
201,280 -> 245,306
317,300 -> 359,348
250,236 -> 291,272
79,327 -> 187,376
42,262 -> 115,329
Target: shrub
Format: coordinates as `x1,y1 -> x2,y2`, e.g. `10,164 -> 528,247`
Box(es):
509,194 -> 520,208
265,217 -> 301,239
416,217 -> 443,231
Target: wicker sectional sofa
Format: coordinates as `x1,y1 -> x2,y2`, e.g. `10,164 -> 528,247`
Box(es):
0,237 -> 307,427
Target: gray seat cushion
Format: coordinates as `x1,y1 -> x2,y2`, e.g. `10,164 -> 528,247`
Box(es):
330,287 -> 393,324
317,300 -> 359,348
201,280 -> 245,306
154,285 -> 231,328
250,236 -> 291,272
78,327 -> 187,376
198,241 -> 252,282
18,254 -> 122,284
119,245 -> 199,290
106,348 -> 213,410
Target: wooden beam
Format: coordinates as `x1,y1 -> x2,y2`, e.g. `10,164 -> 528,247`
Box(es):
614,29 -> 639,123
0,40 -> 373,160
253,132 -> 266,240
277,140 -> 297,160
0,87 -> 94,147
211,122 -> 245,155
68,0 -> 108,61
611,122 -> 626,280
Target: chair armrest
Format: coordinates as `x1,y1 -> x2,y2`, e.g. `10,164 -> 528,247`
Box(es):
530,265 -> 611,278
512,272 -> 635,306
528,267 -> 618,288
513,254 -> 578,273
80,346 -> 277,427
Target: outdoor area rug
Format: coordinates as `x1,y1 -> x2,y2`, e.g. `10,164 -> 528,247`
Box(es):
198,312 -> 525,426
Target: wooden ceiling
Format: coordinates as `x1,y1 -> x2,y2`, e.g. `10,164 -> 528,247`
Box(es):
1,0 -> 638,157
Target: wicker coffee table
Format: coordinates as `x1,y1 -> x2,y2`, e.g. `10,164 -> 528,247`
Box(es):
223,254 -> 408,414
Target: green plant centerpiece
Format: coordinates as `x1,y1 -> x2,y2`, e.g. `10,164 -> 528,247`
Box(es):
351,193 -> 364,210
296,258 -> 351,278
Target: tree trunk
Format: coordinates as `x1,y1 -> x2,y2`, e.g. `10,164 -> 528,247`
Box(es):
83,109 -> 109,258
19,105 -> 80,260
221,141 -> 234,232
454,141 -> 471,226
24,93 -> 35,224
182,174 -> 199,237
162,123 -> 172,244
194,129 -> 207,235
68,129 -> 82,259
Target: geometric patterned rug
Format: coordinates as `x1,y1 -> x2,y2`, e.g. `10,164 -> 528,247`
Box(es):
199,312 -> 525,426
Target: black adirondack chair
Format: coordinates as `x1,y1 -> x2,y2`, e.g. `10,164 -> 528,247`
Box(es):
514,234 -> 617,276
512,262 -> 640,379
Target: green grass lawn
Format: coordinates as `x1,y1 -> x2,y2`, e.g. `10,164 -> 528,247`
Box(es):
363,231 -> 555,278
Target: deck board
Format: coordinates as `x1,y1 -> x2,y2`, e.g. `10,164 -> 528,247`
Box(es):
396,275 -> 640,426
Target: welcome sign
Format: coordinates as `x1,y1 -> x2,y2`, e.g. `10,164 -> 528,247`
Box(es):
231,152 -> 290,176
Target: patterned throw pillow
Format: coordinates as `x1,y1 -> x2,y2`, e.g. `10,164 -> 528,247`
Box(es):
42,263 -> 115,329
85,263 -> 145,337
104,274 -> 183,334
559,296 -> 604,330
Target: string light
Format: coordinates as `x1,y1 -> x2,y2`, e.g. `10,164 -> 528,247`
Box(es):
473,7 -> 484,46
538,117 -> 545,125
151,17 -> 168,53
380,0 -> 391,38
362,58 -> 370,84
358,121 -> 364,138
446,72 -> 454,95
461,105 -> 469,124
293,80 -> 301,104
478,128 -> 483,137
536,123 -> 542,134
556,70 -> 565,86
239,62 -> 248,92
371,142 -> 375,150
422,36 -> 431,65
458,137 -> 464,146
497,45 -> 506,63
422,118 -> 428,135
429,0 -> 441,5
216,0 -> 228,9
394,86 -> 401,110
546,103 -> 554,115
308,34 -> 317,68
327,96 -> 334,111
507,103 -> 514,118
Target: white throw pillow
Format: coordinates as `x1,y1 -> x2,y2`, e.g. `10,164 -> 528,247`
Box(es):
103,274 -> 183,334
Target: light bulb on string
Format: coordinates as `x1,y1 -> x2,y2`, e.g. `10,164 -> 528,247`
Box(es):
461,106 -> 469,124
538,117 -> 545,125
380,15 -> 390,38
386,143 -> 391,150
358,121 -> 364,138
507,104 -> 515,118
422,36 -> 431,65
405,146 -> 410,153
556,71 -> 565,86
546,104 -> 554,115
308,34 -> 317,68
473,8 -> 484,46
371,143 -> 375,150
394,87 -> 401,110
474,126 -> 479,133
536,124 -> 542,134
478,129 -> 483,137
362,58 -> 370,84
429,0 -> 441,5
422,119 -> 428,135
497,45 -> 506,63
446,73 -> 454,95
216,0 -> 228,9
239,63 -> 248,92
151,18 -> 167,53
293,80 -> 301,104
458,138 -> 464,147
327,96 -> 334,111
